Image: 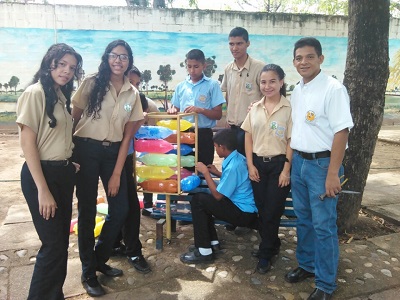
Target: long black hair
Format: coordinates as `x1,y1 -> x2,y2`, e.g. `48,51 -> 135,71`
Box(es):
87,39 -> 134,119
31,43 -> 83,128
261,64 -> 287,97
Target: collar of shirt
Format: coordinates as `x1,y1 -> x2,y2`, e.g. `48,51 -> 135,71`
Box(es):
233,55 -> 251,72
185,74 -> 210,86
300,69 -> 324,88
222,149 -> 239,170
254,95 -> 291,110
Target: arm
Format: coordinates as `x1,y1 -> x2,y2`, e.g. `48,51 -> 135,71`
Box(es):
71,107 -> 84,133
279,139 -> 292,187
244,132 -> 259,182
183,104 -> 222,120
325,128 -> 349,197
167,105 -> 179,114
207,164 -> 222,177
20,125 -> 57,220
107,119 -> 144,197
196,162 -> 224,200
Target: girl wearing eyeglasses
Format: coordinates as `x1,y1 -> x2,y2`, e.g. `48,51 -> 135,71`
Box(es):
16,43 -> 82,299
71,40 -> 144,297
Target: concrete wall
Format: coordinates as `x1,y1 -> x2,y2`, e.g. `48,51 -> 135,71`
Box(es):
1,3 -> 400,89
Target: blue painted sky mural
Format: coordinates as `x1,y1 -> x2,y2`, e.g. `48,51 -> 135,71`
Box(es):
1,27 -> 400,90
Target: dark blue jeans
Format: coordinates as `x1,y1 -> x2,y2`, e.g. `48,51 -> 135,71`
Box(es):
21,161 -> 75,300
74,138 -> 129,280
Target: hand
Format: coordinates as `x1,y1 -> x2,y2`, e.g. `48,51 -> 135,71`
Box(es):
325,173 -> 341,198
107,173 -> 121,197
167,106 -> 178,114
196,162 -> 209,174
72,162 -> 80,173
38,189 -> 57,220
278,171 -> 290,187
206,164 -> 218,175
247,101 -> 257,112
183,106 -> 201,114
248,164 -> 260,182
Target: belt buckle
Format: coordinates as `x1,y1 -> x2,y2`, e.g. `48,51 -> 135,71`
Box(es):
63,160 -> 69,166
263,157 -> 272,163
102,141 -> 111,147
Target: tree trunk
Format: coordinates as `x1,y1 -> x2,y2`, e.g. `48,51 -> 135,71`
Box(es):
339,0 -> 390,232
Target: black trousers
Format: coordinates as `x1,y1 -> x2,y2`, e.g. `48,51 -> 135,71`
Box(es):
74,139 -> 129,280
119,153 -> 143,257
251,154 -> 291,260
191,192 -> 258,248
21,161 -> 75,300
187,128 -> 214,168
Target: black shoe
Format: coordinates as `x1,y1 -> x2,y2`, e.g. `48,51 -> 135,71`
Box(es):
81,276 -> 105,297
187,244 -> 222,254
225,224 -> 236,231
128,255 -> 151,274
110,243 -> 126,257
96,264 -> 123,277
307,288 -> 332,300
180,249 -> 214,264
141,208 -> 152,217
284,267 -> 315,283
256,258 -> 271,274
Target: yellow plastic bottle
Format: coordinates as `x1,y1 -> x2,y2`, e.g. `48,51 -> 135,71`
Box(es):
94,220 -> 105,238
157,119 -> 192,131
136,165 -> 175,179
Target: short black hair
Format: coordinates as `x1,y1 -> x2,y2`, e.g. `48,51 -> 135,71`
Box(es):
129,65 -> 141,77
293,37 -> 322,57
213,129 -> 237,151
186,49 -> 206,64
229,27 -> 249,43
139,93 -> 148,111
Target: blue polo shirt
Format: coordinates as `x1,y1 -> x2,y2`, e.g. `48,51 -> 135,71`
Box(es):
171,75 -> 225,128
217,150 -> 257,213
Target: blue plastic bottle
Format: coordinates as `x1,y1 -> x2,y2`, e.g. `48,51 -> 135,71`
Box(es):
181,175 -> 201,192
166,144 -> 194,156
135,126 -> 175,140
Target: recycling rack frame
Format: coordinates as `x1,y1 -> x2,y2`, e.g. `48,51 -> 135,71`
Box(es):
136,112 -> 198,247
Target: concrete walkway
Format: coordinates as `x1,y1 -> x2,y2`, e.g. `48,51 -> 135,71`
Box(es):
0,126 -> 399,300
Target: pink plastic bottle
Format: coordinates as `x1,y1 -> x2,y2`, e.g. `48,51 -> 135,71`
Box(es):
135,139 -> 174,153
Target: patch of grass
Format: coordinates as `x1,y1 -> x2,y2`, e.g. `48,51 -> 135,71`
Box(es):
0,112 -> 17,122
0,93 -> 20,102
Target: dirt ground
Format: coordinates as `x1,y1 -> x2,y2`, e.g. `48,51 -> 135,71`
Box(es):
0,120 -> 399,245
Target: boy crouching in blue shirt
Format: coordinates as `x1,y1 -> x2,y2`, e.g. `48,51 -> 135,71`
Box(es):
180,129 -> 258,263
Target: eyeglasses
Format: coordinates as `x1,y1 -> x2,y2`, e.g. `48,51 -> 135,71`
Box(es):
108,52 -> 129,62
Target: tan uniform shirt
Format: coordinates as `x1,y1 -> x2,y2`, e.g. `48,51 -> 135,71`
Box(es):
16,82 -> 74,160
72,74 -> 144,142
241,96 -> 292,157
221,55 -> 265,126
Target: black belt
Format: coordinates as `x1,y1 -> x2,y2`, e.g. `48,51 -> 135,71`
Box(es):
41,159 -> 70,167
295,150 -> 331,160
75,137 -> 119,147
255,154 -> 287,163
230,125 -> 243,130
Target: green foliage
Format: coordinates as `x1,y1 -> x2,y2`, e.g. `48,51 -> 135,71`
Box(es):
157,64 -> 176,110
0,112 -> 16,123
141,70 -> 152,94
0,93 -> 19,102
8,76 -> 20,95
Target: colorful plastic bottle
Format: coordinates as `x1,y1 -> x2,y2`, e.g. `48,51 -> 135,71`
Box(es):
166,144 -> 194,156
181,175 -> 201,191
135,139 -> 174,154
70,218 -> 78,233
97,203 -> 108,215
139,179 -> 178,193
73,216 -> 104,236
135,126 -> 175,140
94,219 -> 105,238
157,119 -> 193,131
137,153 -> 195,167
136,165 -> 175,179
97,195 -> 106,204
169,168 -> 194,180
164,132 -> 195,144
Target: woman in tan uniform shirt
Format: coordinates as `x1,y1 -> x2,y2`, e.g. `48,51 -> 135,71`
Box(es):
241,64 -> 292,275
71,40 -> 144,297
16,43 -> 82,300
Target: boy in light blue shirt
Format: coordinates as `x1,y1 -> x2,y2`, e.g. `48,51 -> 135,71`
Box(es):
168,49 -> 225,166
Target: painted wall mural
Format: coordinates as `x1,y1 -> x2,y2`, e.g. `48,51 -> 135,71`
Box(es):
1,27 -> 400,92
